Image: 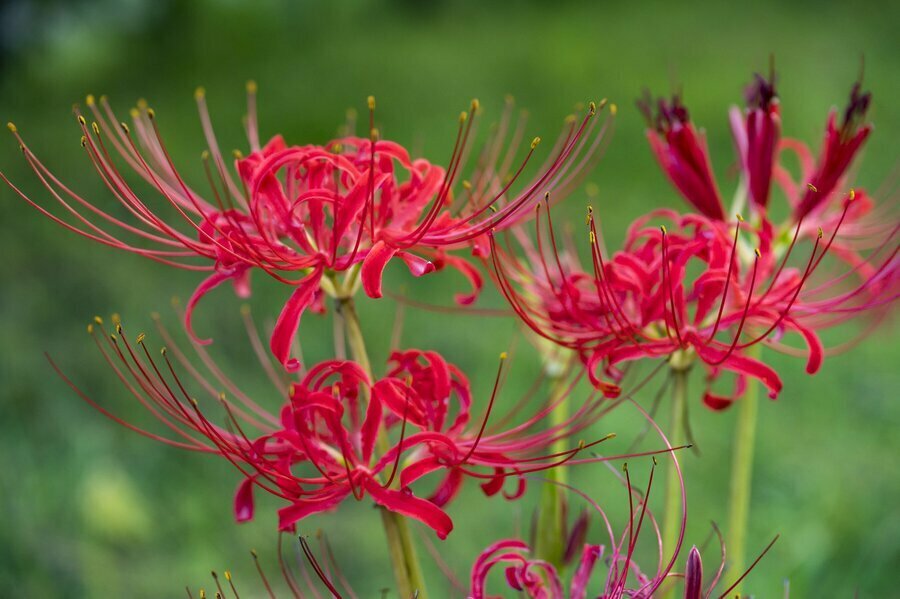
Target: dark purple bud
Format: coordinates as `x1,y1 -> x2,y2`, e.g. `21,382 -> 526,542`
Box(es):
684,545 -> 703,599
563,508 -> 590,565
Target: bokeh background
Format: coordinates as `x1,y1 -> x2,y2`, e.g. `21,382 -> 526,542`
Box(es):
0,0 -> 897,596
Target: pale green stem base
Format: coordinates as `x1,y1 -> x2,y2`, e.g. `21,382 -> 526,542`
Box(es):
726,351 -> 760,595
534,369 -> 571,568
660,366 -> 688,599
337,295 -> 428,599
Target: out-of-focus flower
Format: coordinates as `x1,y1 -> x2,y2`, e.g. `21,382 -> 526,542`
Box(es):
3,87 -> 613,371
491,71 -> 897,407
187,534 -> 361,599
468,464 -> 778,598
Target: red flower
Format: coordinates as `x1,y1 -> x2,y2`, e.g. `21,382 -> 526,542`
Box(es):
56,316 -> 658,540
637,92 -> 725,220
3,87 -> 613,371
492,69 -> 897,407
492,202 -> 897,406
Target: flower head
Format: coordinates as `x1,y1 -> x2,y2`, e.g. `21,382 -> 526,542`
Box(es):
56,311 -> 656,539
3,87 -> 614,371
492,69 -> 897,407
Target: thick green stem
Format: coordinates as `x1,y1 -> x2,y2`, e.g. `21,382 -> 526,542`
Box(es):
533,367 -> 571,568
660,365 -> 688,597
336,295 -> 428,599
726,346 -> 760,594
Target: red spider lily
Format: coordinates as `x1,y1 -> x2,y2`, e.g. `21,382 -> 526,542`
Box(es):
492,70 -> 898,407
470,456 -> 686,599
468,464 -> 778,598
3,86 -> 613,371
640,69 -> 875,225
491,197 -> 897,407
52,314 -> 675,540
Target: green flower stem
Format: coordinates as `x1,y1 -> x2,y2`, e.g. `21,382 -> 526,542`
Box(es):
336,295 -> 428,599
534,365 -> 572,568
726,345 -> 761,595
660,364 -> 688,598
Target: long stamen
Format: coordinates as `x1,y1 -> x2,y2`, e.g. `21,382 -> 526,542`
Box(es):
250,550 -> 277,599
384,377 -> 413,488
457,352 -> 507,465
716,535 -> 780,599
706,215 -> 743,342
300,536 -> 344,598
660,226 -> 685,347
707,249 -> 761,366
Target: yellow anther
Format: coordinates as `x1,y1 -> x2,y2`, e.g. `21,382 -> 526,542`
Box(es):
190,398 -> 199,408
462,180 -> 472,190
589,230 -> 596,243
367,95 -> 376,110
99,94 -> 108,103
246,80 -> 258,94
115,323 -> 122,334
598,98 -> 608,110
199,590 -> 206,599
119,122 -> 130,134
660,225 -> 668,235
219,392 -> 227,401
530,136 -> 541,149
94,316 -> 104,325
77,115 -> 86,126
623,462 -> 629,473
488,204 -> 498,213
240,304 -> 251,316
129,108 -> 140,119
736,213 -> 744,222
588,101 -> 596,115
80,135 -> 87,147
459,111 -> 468,123
370,127 -> 379,141
807,183 -> 818,192
564,114 -> 577,124
91,122 -> 100,135
6,122 -> 16,133
136,333 -> 145,344
86,94 -> 95,106
849,188 -> 856,200
150,311 -> 160,320
251,549 -> 259,559
577,440 -> 586,449
194,86 -> 206,100
137,98 -> 148,110
470,98 -> 480,113
232,149 -> 243,159
109,333 -> 117,341
754,248 -> 761,258
87,323 -> 93,334
201,149 -> 210,160
610,103 -> 618,116
160,347 -> 167,356
499,352 -> 508,360
817,227 -> 823,239
332,143 -> 343,153
224,571 -> 232,581
147,108 -> 155,120
111,313 -> 121,325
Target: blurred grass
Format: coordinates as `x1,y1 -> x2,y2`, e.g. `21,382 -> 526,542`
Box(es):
0,0 -> 897,596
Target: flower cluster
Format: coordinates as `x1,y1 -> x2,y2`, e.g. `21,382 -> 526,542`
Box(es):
491,71 -> 897,407
7,66 -> 894,597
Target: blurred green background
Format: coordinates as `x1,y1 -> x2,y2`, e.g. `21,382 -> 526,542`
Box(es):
0,0 -> 897,596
